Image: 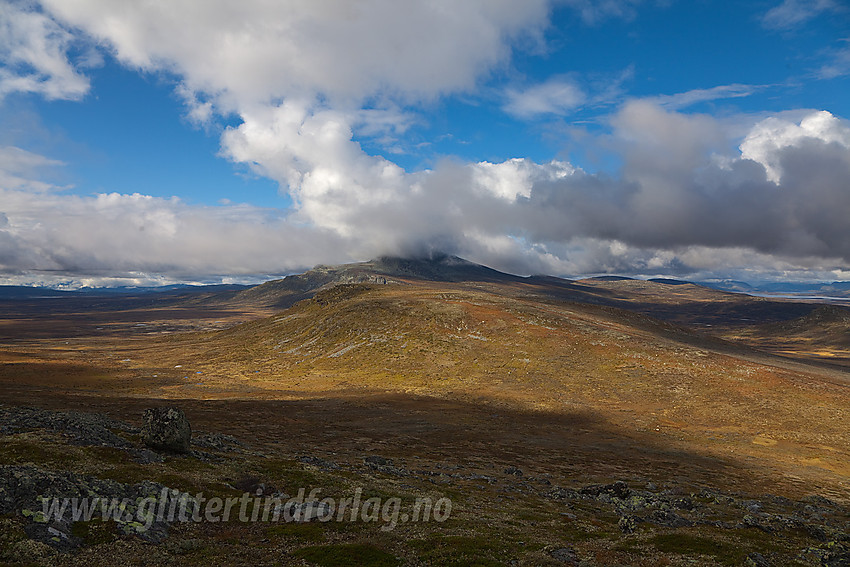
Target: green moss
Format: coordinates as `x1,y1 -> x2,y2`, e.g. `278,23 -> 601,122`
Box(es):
165,538 -> 207,555
559,521 -> 613,542
613,539 -> 646,554
116,431 -> 142,444
407,535 -> 511,566
265,522 -> 325,542
0,518 -> 27,554
293,543 -> 399,567
649,533 -> 745,565
85,446 -> 134,465
261,461 -> 331,488
98,467 -> 220,497
71,520 -> 119,546
164,455 -> 215,474
730,527 -> 792,553
0,439 -> 74,468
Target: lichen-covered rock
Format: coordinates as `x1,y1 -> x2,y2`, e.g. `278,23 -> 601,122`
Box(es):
547,546 -> 579,564
298,455 -> 340,470
0,404 -> 136,447
618,514 -> 640,533
1,465 -> 187,549
9,539 -> 56,561
364,455 -> 391,467
801,540 -> 850,566
745,552 -> 770,567
193,432 -> 246,453
140,407 -> 191,453
579,480 -> 631,500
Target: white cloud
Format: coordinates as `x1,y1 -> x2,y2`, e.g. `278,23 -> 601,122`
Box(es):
740,110 -> 850,183
174,83 -> 215,126
0,145 -> 65,192
762,0 -> 840,30
503,77 -> 585,118
646,84 -> 763,110
473,158 -> 575,200
818,39 -> 850,79
40,0 -> 552,108
34,0 -> 558,242
0,144 -> 63,175
0,161 -> 352,284
560,0 -> 642,25
0,0 -> 92,100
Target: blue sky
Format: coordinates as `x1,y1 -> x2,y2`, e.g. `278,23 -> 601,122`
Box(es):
1,1 -> 850,286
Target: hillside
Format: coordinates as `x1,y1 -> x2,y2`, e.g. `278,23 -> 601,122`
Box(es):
722,304 -> 850,362
1,257 -> 850,564
202,255 -> 823,334
100,276 -> 849,499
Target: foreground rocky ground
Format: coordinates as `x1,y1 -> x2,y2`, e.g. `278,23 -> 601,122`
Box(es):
1,404 -> 848,566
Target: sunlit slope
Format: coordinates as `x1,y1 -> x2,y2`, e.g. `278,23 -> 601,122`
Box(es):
723,304 -> 850,361
192,282 -> 708,400
150,281 -> 850,487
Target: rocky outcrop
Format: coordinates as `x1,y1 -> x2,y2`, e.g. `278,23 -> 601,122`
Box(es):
0,465 -> 189,551
0,405 -> 135,448
140,408 -> 192,453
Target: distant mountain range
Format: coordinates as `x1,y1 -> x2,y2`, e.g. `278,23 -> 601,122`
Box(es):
569,275 -> 850,298
3,256 -> 850,300
695,279 -> 850,297
0,283 -> 249,300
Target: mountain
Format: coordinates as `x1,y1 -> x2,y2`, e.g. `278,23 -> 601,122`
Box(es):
2,254 -> 850,564
210,256 -> 829,334
701,279 -> 850,298
648,278 -> 692,285
0,283 -> 249,300
580,275 -> 635,282
227,254 -> 524,309
0,286 -> 72,299
121,257 -> 850,500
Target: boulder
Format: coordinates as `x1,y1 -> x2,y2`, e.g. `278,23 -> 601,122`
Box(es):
364,455 -> 392,467
580,480 -> 631,500
548,546 -> 579,564
140,407 -> 191,453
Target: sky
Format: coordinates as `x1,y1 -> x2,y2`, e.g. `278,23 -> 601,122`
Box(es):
1,0 -> 849,288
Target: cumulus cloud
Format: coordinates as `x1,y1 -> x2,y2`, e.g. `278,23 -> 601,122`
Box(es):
40,0 -> 552,107
516,105 -> 850,264
212,103 -> 850,277
0,159 -> 352,285
3,102 -> 850,285
740,110 -> 850,183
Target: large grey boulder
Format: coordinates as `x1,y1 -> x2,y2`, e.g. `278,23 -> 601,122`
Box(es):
140,407 -> 191,453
